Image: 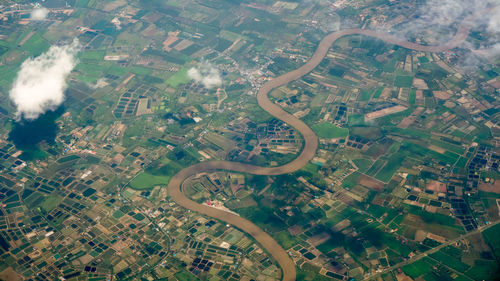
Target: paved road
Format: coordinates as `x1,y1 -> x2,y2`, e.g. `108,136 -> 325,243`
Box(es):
167,18 -> 472,281
363,220 -> 500,280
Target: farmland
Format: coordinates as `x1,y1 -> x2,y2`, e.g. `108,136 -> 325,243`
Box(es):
0,0 -> 498,280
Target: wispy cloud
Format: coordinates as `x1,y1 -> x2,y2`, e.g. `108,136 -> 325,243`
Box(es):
187,63 -> 222,89
9,39 -> 80,120
31,7 -> 49,20
394,0 -> 500,62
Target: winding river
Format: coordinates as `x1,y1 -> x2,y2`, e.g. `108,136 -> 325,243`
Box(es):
167,19 -> 472,281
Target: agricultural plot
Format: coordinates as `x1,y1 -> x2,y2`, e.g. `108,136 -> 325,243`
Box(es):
129,173 -> 170,190
312,122 -> 348,139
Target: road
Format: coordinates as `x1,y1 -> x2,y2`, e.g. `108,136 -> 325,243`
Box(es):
167,18 -> 472,281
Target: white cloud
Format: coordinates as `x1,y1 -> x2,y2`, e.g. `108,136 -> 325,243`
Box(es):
187,63 -> 222,89
393,0 -> 500,65
9,39 -> 80,120
31,7 -> 49,20
89,78 -> 108,89
486,6 -> 500,34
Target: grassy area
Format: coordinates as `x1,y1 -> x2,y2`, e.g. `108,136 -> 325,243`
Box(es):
129,173 -> 170,190
0,64 -> 18,89
317,238 -> 342,255
300,163 -> 320,176
273,231 -> 300,250
80,50 -> 105,60
40,195 -> 63,212
75,62 -> 108,83
76,0 -> 90,7
353,158 -> 373,173
220,30 -> 242,41
394,75 -> 413,87
483,223 -> 500,259
107,65 -> 129,76
407,206 -> 462,229
403,141 -> 458,165
401,257 -> 434,278
350,126 -> 382,140
429,250 -> 470,273
348,114 -> 365,126
481,171 -> 500,180
237,205 -> 287,233
374,152 -> 406,182
409,89 -> 416,104
297,267 -> 331,281
372,87 -> 384,99
112,210 -> 125,219
56,155 -> 80,163
342,171 -> 360,188
428,139 -> 465,155
173,270 -> 198,281
359,90 -> 372,101
130,66 -> 152,76
366,158 -> 385,176
456,156 -> 468,168
383,233 -> 412,256
465,260 -> 500,281
20,32 -> 50,56
166,68 -> 190,87
312,122 -> 348,138
390,127 -> 431,139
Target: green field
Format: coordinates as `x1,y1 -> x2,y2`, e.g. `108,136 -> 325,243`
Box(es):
129,173 -> 170,190
401,257 -> 434,278
20,32 -> 50,56
359,90 -> 372,101
237,205 -> 287,233
130,66 -> 152,76
80,50 -> 105,60
75,62 -> 108,83
112,210 -> 125,219
390,127 -> 431,139
220,30 -> 242,41
0,64 -> 18,88
312,122 -> 348,138
465,260 -> 500,280
342,171 -> 360,188
372,87 -> 384,99
374,153 -> 406,182
76,0 -> 90,7
316,237 -> 343,255
428,138 -> 465,155
40,195 -> 63,212
394,75 -> 413,87
382,233 -> 412,256
173,270 -> 198,281
409,89 -> 416,104
56,155 -> 80,163
350,126 -> 382,140
455,156 -> 468,168
348,114 -> 365,126
166,68 -> 190,87
366,158 -> 386,176
353,158 -> 373,173
107,65 -> 129,76
429,250 -> 470,273
403,141 -> 458,165
483,223 -> 500,259
273,231 -> 300,250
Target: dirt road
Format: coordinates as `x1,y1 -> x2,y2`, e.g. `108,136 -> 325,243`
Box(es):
167,19 -> 471,281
